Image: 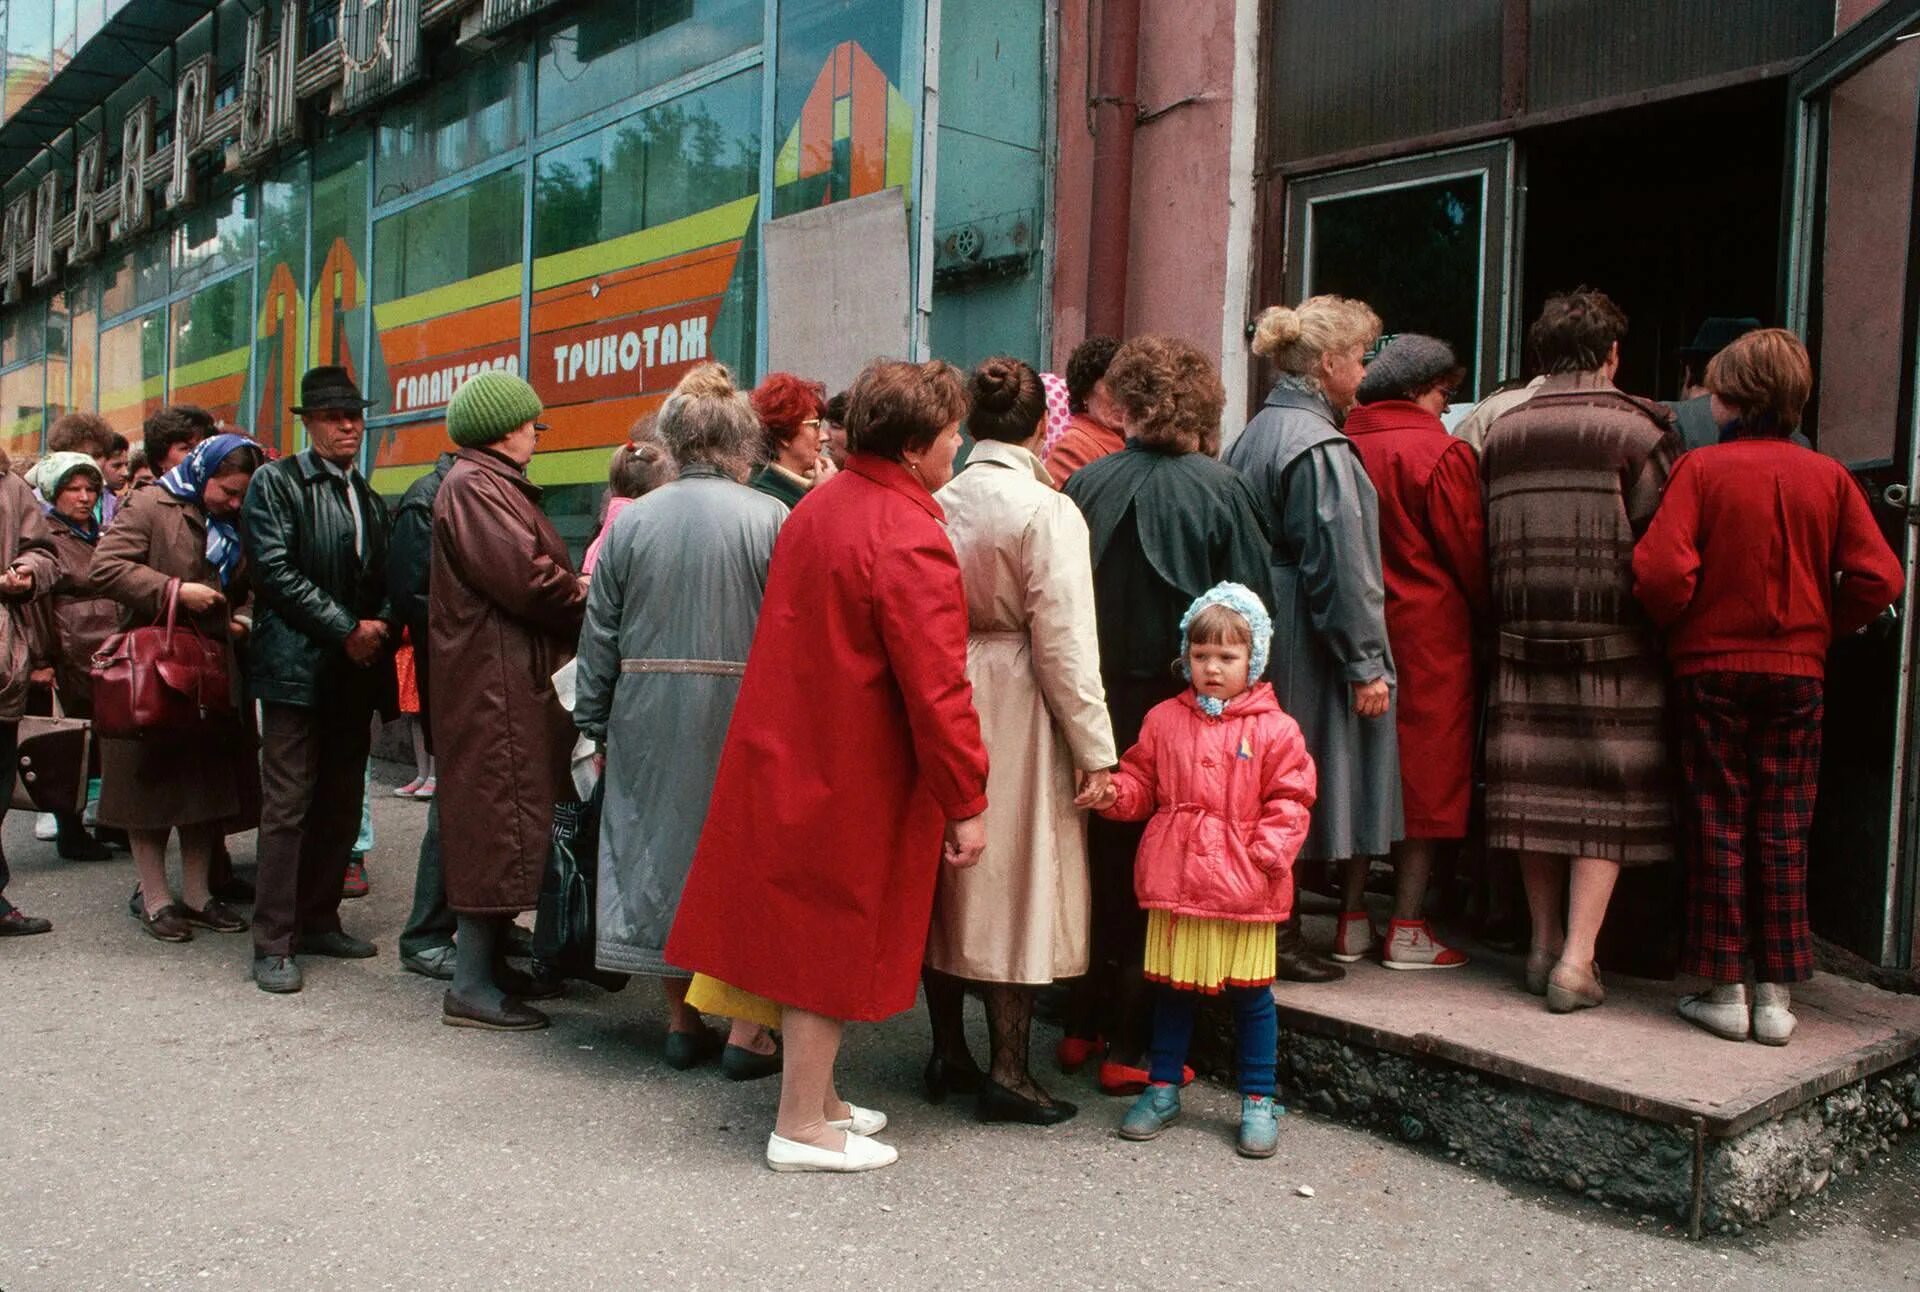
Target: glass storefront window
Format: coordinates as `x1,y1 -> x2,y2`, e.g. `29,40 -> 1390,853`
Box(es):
527,71 -> 759,485
98,312 -> 166,435
169,272 -> 253,429
773,0 -> 914,218
374,50 -> 527,202
101,239 -> 169,318
368,164 -> 525,431
5,1 -> 54,119
255,160 -> 309,456
0,365 -> 43,464
69,277 -> 97,414
172,187 -> 254,295
0,298 -> 44,367
310,134 -> 369,385
535,0 -> 761,133
45,289 -> 71,421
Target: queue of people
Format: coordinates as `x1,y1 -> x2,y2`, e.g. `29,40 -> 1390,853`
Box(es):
0,287 -> 1900,1178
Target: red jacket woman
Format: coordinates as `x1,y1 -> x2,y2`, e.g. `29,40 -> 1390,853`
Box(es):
667,360 -> 988,1174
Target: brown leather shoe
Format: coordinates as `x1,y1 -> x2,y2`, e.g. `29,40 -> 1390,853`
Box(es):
181,899 -> 250,933
1546,960 -> 1606,1013
442,991 -> 550,1032
139,904 -> 194,943
1275,922 -> 1344,983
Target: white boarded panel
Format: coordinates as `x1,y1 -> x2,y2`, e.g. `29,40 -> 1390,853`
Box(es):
764,187 -> 913,392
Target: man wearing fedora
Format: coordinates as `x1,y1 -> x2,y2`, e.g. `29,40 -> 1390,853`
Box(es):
242,366 -> 395,994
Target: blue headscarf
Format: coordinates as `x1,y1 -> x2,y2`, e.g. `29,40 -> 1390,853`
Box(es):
1177,581 -> 1274,717
159,432 -> 261,587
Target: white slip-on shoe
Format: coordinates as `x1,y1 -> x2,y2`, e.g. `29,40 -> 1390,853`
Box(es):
1751,983 -> 1797,1046
1677,990 -> 1750,1042
766,1131 -> 899,1173
826,1103 -> 888,1136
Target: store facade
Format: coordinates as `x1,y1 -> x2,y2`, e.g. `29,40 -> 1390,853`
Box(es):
0,0 -> 1052,542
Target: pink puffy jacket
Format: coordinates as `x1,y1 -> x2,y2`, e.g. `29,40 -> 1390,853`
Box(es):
1101,683 -> 1317,923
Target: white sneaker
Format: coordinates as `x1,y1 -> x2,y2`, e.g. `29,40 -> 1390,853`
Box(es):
826,1103 -> 888,1136
1752,983 -> 1797,1046
766,1131 -> 898,1173
33,813 -> 56,841
1677,985 -> 1750,1042
1331,912 -> 1376,963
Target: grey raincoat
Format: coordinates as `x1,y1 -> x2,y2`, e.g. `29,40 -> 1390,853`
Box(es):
573,465 -> 787,975
1225,378 -> 1404,861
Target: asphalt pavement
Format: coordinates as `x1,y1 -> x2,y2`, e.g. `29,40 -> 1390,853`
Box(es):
3,762 -> 1918,1291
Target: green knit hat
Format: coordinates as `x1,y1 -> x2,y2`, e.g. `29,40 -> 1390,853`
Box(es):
447,370 -> 544,448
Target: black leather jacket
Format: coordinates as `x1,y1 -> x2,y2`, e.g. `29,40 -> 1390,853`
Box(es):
240,449 -> 393,708
387,451 -> 455,642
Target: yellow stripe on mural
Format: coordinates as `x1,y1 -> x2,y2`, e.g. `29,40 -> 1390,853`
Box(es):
776,124 -> 802,186
169,344 -> 252,390
887,86 -> 915,192
100,374 -> 167,413
531,195 -> 759,293
372,264 -> 523,333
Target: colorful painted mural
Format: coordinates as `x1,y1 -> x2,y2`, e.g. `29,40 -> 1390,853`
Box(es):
773,40 -> 915,215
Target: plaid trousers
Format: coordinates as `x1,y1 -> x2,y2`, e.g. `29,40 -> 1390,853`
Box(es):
1675,672 -> 1823,983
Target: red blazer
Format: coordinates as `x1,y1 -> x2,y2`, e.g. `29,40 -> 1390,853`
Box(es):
665,454 -> 989,1022
1633,438 -> 1903,677
1102,684 -> 1316,923
1344,400 -> 1488,837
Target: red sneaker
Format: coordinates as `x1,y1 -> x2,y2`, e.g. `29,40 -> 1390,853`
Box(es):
1098,1060 -> 1195,1096
1056,1034 -> 1104,1074
1332,911 -> 1378,964
1381,918 -> 1469,971
341,860 -> 370,900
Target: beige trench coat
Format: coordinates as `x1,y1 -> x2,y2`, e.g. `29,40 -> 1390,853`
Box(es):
927,439 -> 1116,984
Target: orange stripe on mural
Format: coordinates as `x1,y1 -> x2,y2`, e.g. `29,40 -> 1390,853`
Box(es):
538,393 -> 664,454
801,63 -> 834,180
372,420 -> 450,470
529,244 -> 739,333
834,41 -> 851,96
377,298 -> 520,369
851,45 -> 888,197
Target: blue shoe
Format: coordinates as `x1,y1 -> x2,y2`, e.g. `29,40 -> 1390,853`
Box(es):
1237,1095 -> 1282,1158
1118,1083 -> 1181,1141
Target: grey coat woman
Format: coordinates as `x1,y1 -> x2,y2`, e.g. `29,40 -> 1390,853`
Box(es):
572,363 -> 786,1073
1227,378 -> 1402,863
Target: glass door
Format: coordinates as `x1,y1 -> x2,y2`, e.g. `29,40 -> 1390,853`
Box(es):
1783,0 -> 1920,967
1284,142 -> 1515,400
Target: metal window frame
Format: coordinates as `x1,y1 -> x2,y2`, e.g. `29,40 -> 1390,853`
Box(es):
1283,140 -> 1515,399
1781,0 -> 1920,968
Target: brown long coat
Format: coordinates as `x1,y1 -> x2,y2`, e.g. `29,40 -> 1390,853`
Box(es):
87,487 -> 258,830
0,472 -> 59,722
430,448 -> 586,915
28,524 -> 120,710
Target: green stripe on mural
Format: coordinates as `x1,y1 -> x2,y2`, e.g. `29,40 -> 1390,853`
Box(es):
530,195 -> 759,292
372,264 -> 523,332
169,344 -> 252,390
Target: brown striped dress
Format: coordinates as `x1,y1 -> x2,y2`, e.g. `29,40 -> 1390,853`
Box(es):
1480,371 -> 1682,864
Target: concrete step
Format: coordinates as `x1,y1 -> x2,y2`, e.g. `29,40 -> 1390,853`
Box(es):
1267,915 -> 1920,1236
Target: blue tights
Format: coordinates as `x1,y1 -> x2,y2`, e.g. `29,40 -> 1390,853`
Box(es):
1147,984 -> 1277,1097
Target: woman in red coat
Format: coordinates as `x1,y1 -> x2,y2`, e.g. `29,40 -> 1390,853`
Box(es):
666,360 -> 989,1174
1338,335 -> 1488,969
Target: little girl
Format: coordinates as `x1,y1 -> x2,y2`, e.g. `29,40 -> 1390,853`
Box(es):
1093,582 -> 1316,1158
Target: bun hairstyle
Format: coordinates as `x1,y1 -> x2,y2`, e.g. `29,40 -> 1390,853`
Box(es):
966,356 -> 1047,444
655,361 -> 761,480
1249,296 -> 1383,381
1101,334 -> 1227,456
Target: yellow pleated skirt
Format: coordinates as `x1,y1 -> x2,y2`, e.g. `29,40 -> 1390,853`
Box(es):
1142,911 -> 1278,993
685,973 -> 783,1030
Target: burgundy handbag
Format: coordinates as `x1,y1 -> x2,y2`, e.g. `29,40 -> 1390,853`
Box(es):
90,578 -> 234,738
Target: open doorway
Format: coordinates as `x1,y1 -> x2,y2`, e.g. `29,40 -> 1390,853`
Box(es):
1518,80 -> 1787,401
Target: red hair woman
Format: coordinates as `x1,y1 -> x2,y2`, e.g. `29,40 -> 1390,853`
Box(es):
748,372 -> 834,508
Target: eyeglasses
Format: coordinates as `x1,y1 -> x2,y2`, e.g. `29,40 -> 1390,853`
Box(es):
800,418 -> 823,429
